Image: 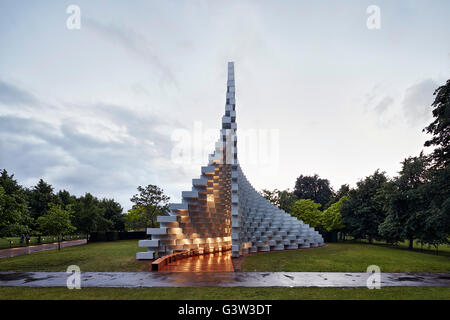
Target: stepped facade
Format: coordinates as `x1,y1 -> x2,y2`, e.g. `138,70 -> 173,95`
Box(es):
137,62 -> 324,260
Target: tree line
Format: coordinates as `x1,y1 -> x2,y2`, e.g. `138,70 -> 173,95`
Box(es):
0,173 -> 126,248
0,170 -> 172,248
261,79 -> 450,251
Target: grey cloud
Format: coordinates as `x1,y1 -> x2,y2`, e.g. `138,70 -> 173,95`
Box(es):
0,80 -> 38,106
402,79 -> 437,126
0,79 -> 189,209
0,112 -> 183,208
92,102 -> 179,156
84,18 -> 178,88
374,96 -> 394,115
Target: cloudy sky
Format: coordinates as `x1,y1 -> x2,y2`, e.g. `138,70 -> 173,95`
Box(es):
0,0 -> 449,210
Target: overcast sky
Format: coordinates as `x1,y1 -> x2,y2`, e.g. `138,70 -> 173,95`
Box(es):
1,0 -> 449,210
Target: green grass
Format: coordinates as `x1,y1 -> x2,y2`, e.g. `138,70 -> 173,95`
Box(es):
0,286 -> 449,300
0,240 -> 148,272
1,240 -> 449,273
242,243 -> 450,272
353,239 -> 450,255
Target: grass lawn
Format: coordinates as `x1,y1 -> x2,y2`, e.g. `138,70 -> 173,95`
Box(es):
241,243 -> 450,272
1,240 -> 449,300
0,240 -> 449,273
354,239 -> 450,254
0,286 -> 449,300
0,240 -> 148,272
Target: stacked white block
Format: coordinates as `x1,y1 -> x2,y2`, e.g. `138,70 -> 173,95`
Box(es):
137,62 -> 324,260
231,167 -> 324,257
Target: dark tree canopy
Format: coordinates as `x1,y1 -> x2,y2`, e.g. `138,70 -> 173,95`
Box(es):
27,179 -> 56,220
325,184 -> 350,209
0,170 -> 30,236
130,185 -> 170,228
0,168 -> 137,240
57,189 -> 76,210
72,193 -> 112,239
294,174 -> 333,209
278,190 -> 298,213
100,198 -> 125,232
423,79 -> 450,168
341,170 -> 388,242
417,165 -> 450,248
378,153 -> 431,248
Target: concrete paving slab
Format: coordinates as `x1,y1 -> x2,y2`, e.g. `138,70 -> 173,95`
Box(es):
0,240 -> 87,259
0,272 -> 449,288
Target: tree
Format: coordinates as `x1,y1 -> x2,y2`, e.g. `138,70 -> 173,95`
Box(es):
57,190 -> 76,210
260,189 -> 280,206
321,196 -> 347,231
100,198 -> 125,232
416,166 -> 450,251
290,199 -> 322,228
341,170 -> 388,243
325,184 -> 350,209
27,179 -> 57,220
37,203 -> 76,250
124,205 -> 148,231
423,79 -> 450,168
260,189 -> 298,213
130,185 -> 169,228
294,174 -> 333,208
72,193 -> 112,240
278,189 -> 298,213
0,186 -> 5,214
0,170 -> 30,237
379,154 -> 430,249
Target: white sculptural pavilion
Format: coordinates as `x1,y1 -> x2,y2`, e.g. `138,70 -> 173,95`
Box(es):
137,62 -> 324,260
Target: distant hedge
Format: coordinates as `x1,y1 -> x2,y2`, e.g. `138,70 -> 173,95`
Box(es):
88,231 -> 147,242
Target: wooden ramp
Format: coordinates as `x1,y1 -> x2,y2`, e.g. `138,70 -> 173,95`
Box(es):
157,250 -> 234,272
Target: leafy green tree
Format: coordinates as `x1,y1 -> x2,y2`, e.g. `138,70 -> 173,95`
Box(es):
37,203 -> 76,250
124,205 -> 148,231
379,154 -> 430,249
341,170 -> 388,243
57,190 -> 76,210
27,179 -> 57,220
290,199 -> 322,228
0,186 -> 5,213
278,189 -> 298,213
72,193 -> 112,240
416,166 -> 450,250
423,79 -> 450,168
260,189 -> 280,206
260,189 -> 298,213
321,196 -> 347,231
294,174 -> 333,208
130,185 -> 169,228
0,170 -> 31,237
100,198 -> 125,232
325,184 -> 350,209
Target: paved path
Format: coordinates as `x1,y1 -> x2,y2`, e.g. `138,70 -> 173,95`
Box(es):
0,272 -> 449,288
0,239 -> 87,259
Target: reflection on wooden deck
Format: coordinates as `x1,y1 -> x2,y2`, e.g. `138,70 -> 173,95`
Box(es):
160,250 -> 234,272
